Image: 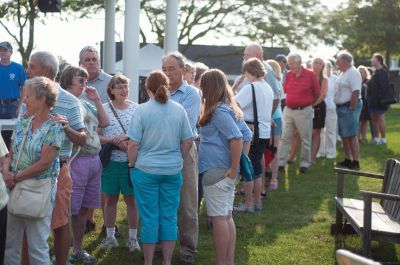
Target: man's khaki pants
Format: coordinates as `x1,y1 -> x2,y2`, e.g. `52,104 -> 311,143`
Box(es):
278,106 -> 313,168
178,144 -> 198,262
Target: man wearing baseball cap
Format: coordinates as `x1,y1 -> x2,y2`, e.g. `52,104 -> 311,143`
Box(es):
0,41 -> 27,146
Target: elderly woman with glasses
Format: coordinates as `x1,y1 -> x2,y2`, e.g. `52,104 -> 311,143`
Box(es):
59,66 -> 110,263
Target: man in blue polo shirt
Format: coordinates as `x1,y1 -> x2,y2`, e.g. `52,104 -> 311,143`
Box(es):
0,41 -> 26,147
162,52 -> 200,265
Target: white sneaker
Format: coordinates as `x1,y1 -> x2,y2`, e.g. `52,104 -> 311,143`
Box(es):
127,238 -> 141,252
381,138 -> 387,144
100,237 -> 119,250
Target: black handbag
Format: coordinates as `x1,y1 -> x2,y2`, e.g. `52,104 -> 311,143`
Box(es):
99,102 -> 127,167
245,83 -> 260,145
380,84 -> 397,105
99,143 -> 120,167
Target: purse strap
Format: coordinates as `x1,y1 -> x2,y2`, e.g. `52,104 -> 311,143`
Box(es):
251,84 -> 259,141
14,117 -> 32,171
109,102 -> 127,134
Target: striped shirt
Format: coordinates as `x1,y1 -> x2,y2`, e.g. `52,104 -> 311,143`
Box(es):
284,67 -> 320,108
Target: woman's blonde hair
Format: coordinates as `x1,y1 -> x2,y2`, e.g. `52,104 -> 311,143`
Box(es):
266,59 -> 282,81
24,76 -> 57,108
357,65 -> 371,80
198,69 -> 242,126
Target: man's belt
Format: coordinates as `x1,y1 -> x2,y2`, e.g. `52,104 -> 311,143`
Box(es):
336,101 -> 350,108
0,98 -> 18,105
287,105 -> 310,110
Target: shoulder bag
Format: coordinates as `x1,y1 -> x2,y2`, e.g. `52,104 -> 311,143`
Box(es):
99,102 -> 126,167
8,118 -> 52,219
240,83 -> 257,181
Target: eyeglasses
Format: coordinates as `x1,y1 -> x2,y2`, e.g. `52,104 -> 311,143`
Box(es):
74,77 -> 87,85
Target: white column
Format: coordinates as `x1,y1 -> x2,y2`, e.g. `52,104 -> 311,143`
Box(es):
124,0 -> 140,102
164,0 -> 179,53
103,0 -> 116,73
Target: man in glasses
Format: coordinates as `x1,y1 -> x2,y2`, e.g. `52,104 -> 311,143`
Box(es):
79,46 -> 112,104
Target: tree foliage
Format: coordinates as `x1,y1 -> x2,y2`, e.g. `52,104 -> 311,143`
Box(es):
235,0 -> 327,50
323,0 -> 400,63
0,0 -> 37,68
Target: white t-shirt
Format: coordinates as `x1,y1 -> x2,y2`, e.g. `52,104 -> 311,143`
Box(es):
334,66 -> 361,105
235,80 -> 273,139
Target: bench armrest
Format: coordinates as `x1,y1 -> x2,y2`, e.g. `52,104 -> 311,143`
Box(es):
334,167 -> 384,179
335,168 -> 384,199
360,190 -> 400,202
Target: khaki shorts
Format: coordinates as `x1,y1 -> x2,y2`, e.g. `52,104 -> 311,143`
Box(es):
203,175 -> 236,217
51,164 -> 73,230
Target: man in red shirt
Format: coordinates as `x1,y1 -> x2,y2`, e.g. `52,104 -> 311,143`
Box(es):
278,53 -> 320,173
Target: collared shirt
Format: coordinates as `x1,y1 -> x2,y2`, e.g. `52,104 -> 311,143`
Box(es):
82,70 -> 113,103
199,103 -> 252,174
0,61 -> 26,100
11,116 -> 65,183
170,82 -> 201,135
127,99 -> 193,175
284,67 -> 320,108
334,66 -> 361,105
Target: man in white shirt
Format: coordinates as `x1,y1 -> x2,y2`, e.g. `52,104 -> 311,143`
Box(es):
334,51 -> 362,170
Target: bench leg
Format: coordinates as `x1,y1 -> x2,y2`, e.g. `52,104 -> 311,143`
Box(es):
335,208 -> 343,234
362,197 -> 372,258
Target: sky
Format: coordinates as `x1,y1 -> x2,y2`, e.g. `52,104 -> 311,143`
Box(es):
0,0 -> 346,66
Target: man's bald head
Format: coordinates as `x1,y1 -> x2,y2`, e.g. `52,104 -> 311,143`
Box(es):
243,43 -> 263,62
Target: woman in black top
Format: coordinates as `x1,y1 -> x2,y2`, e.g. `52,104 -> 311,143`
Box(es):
367,53 -> 390,144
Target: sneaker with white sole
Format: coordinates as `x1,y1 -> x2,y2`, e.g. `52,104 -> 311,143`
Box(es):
234,203 -> 255,213
68,249 -> 96,264
100,237 -> 119,250
127,238 -> 141,252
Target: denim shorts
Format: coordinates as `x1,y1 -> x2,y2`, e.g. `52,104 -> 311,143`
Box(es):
337,100 -> 362,137
272,118 -> 282,136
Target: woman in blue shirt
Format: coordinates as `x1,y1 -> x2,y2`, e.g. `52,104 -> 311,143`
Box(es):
198,69 -> 251,265
127,71 -> 193,265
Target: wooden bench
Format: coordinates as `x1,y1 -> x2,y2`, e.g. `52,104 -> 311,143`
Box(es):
334,159 -> 400,258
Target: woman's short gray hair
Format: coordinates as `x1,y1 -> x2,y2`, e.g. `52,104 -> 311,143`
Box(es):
337,51 -> 353,64
30,51 -> 59,79
287,53 -> 302,64
24,76 -> 57,109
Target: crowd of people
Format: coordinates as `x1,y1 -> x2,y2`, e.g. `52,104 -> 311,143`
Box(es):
0,39 -> 394,265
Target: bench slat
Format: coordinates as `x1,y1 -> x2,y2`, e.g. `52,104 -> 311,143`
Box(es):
336,198 -> 400,234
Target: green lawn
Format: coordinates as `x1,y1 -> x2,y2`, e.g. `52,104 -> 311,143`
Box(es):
76,105 -> 400,265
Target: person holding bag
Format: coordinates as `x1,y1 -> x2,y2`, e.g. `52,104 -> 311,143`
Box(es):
3,77 -> 65,265
198,69 -> 251,265
98,73 -> 140,252
234,58 -> 274,213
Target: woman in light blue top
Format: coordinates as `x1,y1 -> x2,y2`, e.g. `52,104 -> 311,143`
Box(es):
127,71 -> 193,265
198,69 -> 251,265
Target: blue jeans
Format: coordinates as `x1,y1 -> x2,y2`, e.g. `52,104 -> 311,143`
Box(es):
130,168 -> 182,243
337,100 -> 362,138
0,101 -> 19,119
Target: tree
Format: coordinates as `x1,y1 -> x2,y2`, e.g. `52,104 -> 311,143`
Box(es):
323,0 -> 400,64
234,0 -> 327,50
0,0 -> 37,68
141,0 -> 246,53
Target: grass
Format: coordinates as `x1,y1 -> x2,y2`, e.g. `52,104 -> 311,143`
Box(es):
71,105 -> 400,264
